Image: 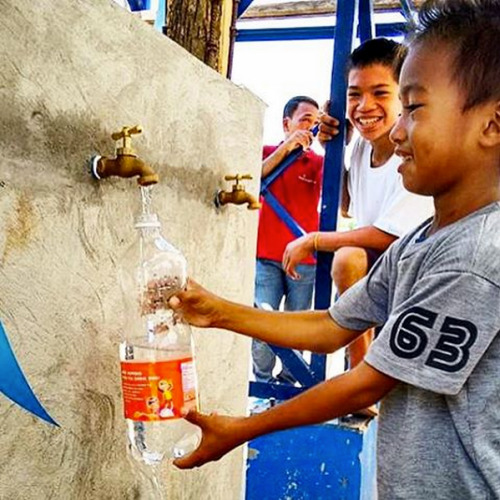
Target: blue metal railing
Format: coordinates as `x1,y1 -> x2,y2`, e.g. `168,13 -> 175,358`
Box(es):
245,0 -> 411,401
248,0 -> 360,400
310,0 -> 359,379
236,23 -> 406,43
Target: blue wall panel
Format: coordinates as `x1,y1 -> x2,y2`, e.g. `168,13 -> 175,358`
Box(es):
246,420 -> 377,500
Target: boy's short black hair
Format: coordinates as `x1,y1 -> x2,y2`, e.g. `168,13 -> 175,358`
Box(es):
411,0 -> 500,110
283,96 -> 319,120
346,38 -> 407,81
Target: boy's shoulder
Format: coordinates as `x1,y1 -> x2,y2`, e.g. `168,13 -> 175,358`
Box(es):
347,134 -> 368,156
465,202 -> 500,283
409,202 -> 500,285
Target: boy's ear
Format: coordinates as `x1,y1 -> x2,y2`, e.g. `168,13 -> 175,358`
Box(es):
480,101 -> 500,148
283,117 -> 291,133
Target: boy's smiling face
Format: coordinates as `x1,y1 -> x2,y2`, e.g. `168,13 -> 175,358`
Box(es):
390,42 -> 488,197
347,63 -> 401,144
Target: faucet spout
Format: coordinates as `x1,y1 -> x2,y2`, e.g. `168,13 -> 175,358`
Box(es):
217,189 -> 261,210
93,154 -> 159,186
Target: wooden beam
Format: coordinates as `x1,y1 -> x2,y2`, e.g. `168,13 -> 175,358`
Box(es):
166,0 -> 229,74
241,0 -> 424,20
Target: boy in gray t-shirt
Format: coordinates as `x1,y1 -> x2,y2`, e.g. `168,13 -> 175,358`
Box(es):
331,203 -> 500,497
168,1 -> 500,498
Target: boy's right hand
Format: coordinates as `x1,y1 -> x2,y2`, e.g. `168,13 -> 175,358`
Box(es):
173,410 -> 249,469
284,129 -> 314,152
282,233 -> 315,279
168,279 -> 222,328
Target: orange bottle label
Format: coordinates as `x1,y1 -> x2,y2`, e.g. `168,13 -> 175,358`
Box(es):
120,358 -> 198,422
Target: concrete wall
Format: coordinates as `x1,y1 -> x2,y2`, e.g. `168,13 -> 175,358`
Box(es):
0,1 -> 264,498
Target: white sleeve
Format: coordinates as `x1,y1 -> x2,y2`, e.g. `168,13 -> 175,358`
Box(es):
329,240 -> 398,330
374,185 -> 434,237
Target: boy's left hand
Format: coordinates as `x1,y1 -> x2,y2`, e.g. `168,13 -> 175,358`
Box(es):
173,410 -> 248,469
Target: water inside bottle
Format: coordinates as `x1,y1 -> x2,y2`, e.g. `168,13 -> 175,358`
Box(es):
120,338 -> 200,465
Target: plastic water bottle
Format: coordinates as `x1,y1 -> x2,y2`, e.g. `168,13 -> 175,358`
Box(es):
119,212 -> 200,466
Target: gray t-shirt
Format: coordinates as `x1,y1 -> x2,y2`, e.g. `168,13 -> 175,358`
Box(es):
330,202 -> 500,499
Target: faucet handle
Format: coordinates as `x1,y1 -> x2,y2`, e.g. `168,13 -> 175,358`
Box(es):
111,125 -> 143,155
224,174 -> 253,188
111,125 -> 143,141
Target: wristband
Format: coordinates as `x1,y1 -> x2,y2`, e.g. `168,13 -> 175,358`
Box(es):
313,232 -> 320,252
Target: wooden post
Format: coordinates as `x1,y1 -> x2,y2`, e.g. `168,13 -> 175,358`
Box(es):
166,0 -> 232,75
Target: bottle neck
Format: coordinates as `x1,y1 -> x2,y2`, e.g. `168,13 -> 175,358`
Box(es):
136,226 -> 162,240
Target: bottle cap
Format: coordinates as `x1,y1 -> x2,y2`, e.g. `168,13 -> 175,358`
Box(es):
134,213 -> 161,229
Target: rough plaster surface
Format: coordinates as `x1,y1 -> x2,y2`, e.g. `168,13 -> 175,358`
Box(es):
0,1 -> 265,498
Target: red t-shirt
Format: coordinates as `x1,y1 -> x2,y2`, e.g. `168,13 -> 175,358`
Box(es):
256,145 -> 323,264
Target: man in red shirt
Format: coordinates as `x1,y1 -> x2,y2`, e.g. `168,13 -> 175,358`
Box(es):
253,96 -> 323,385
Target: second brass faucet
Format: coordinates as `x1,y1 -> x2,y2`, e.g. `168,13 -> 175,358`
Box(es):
92,125 -> 159,186
216,174 -> 261,210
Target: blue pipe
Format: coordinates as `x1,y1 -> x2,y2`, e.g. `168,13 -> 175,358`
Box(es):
260,124 -> 319,195
264,191 -> 305,238
269,346 -> 320,386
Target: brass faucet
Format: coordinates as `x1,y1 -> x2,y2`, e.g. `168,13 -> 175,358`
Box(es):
91,126 -> 159,186
216,174 -> 261,210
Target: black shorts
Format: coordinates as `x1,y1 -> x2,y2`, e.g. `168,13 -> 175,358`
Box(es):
365,248 -> 384,270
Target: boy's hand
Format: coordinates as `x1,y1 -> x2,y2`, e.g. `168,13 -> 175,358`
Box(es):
284,129 -> 314,151
318,112 -> 340,146
173,410 -> 248,469
282,234 -> 315,279
318,100 -> 353,146
168,279 -> 222,328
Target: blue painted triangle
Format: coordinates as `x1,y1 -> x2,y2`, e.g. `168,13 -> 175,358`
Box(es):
0,320 -> 58,426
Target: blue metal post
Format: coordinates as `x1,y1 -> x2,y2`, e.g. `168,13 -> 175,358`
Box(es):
238,0 -> 256,18
310,0 -> 359,379
359,0 -> 375,42
127,0 -> 151,11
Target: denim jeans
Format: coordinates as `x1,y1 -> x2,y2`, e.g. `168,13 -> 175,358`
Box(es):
252,258 -> 316,383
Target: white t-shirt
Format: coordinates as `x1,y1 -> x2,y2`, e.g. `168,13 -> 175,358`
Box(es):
346,136 -> 434,237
